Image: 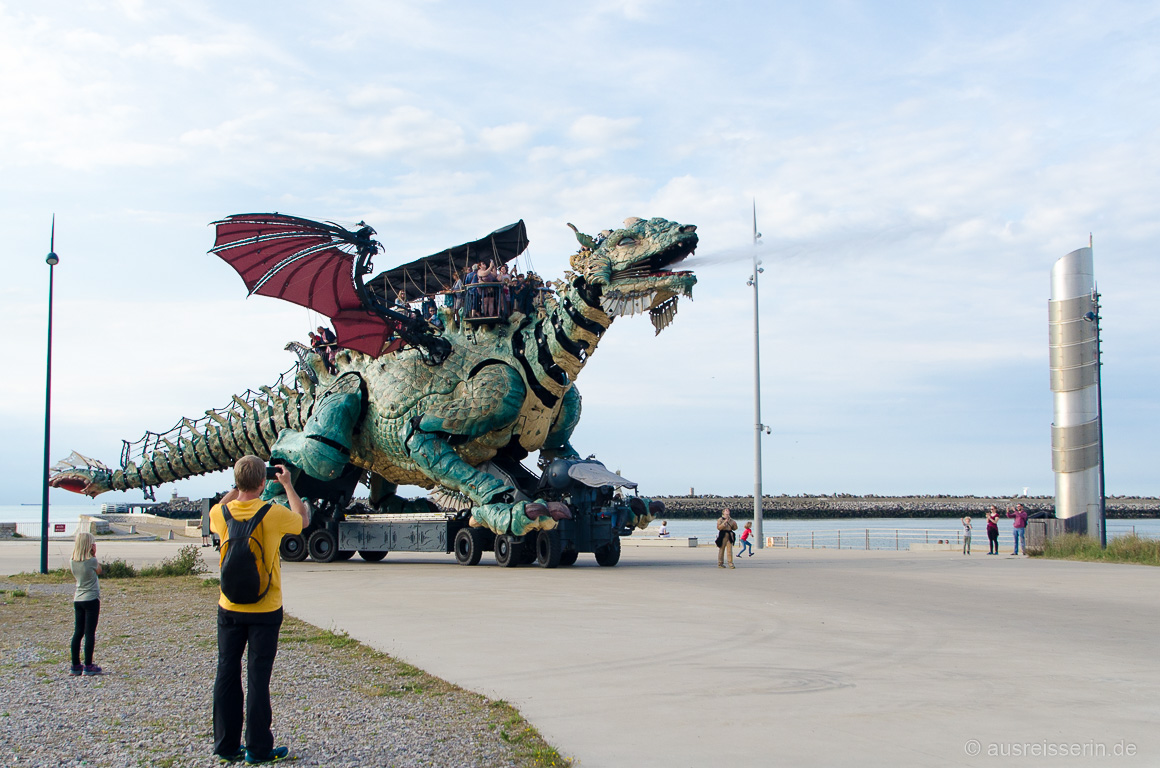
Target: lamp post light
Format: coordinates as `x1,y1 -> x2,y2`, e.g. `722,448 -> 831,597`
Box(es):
1083,291 -> 1106,548
748,202 -> 768,548
41,218 -> 59,575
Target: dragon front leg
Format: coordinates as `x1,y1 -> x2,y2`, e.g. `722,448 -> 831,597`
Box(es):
404,362 -> 556,537
539,384 -> 582,464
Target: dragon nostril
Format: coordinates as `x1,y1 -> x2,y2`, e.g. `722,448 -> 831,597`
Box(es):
679,225 -> 697,233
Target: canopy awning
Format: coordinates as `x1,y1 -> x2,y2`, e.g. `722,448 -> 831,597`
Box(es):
370,220 -> 529,304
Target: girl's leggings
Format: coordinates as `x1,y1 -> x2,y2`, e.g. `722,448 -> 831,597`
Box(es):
71,599 -> 100,666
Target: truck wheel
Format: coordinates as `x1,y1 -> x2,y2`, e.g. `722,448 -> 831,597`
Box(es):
595,536 -> 621,567
307,530 -> 337,563
334,550 -> 355,561
359,550 -> 387,562
494,534 -> 520,568
559,549 -> 578,567
536,530 -> 562,568
454,528 -> 484,566
280,534 -> 307,562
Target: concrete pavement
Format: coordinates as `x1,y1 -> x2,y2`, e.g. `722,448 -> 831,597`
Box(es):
279,546 -> 1160,767
4,540 -> 1157,766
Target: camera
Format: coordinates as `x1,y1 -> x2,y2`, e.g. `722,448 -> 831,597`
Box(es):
265,465 -> 281,480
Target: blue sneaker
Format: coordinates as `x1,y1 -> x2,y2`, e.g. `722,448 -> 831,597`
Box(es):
245,746 -> 289,764
69,664 -> 83,676
83,664 -> 103,676
218,748 -> 246,763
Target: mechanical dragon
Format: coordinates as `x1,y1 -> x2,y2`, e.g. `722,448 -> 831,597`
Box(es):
50,214 -> 698,541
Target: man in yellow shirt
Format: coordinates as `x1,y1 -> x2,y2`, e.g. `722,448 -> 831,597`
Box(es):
210,455 -> 309,764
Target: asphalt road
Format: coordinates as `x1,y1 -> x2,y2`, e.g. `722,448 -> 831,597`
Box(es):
4,540 -> 1157,767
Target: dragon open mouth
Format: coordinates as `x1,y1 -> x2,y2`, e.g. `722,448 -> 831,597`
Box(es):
601,232 -> 698,333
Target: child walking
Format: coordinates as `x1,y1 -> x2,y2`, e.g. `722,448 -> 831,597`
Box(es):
738,521 -> 755,557
70,530 -> 103,676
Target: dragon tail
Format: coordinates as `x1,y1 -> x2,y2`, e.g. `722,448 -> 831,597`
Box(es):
50,365 -> 316,499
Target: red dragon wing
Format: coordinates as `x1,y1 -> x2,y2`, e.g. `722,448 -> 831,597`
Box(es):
209,213 -> 397,356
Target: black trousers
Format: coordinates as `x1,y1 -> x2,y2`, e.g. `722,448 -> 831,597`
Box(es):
213,607 -> 283,758
70,599 -> 100,666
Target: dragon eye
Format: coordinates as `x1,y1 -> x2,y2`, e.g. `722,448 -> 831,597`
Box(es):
618,237 -> 637,247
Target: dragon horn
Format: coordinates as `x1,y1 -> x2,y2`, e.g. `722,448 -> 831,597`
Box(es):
566,223 -> 596,250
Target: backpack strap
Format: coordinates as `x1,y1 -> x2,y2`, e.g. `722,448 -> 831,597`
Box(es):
250,502 -> 273,529
221,502 -> 233,522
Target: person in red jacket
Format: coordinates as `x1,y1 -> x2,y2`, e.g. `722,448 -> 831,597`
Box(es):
1007,503 -> 1029,556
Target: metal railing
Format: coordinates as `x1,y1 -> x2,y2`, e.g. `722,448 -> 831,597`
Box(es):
764,528 -> 981,551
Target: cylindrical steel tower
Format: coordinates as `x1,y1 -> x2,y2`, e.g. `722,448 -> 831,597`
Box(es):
1048,247 -> 1102,538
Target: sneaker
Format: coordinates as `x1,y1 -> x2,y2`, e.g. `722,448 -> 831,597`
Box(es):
218,748 -> 247,763
718,564 -> 725,568
83,664 -> 103,676
245,746 -> 289,764
729,564 -> 735,569
69,664 -> 83,676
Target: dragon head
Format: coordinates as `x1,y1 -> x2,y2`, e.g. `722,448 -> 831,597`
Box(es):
567,217 -> 698,333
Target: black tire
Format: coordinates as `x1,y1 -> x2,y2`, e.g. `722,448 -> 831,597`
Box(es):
494,534 -> 520,568
280,534 -> 307,562
334,550 -> 355,561
359,550 -> 387,562
536,529 -> 562,568
454,528 -> 484,566
307,529 -> 337,563
595,536 -> 621,567
559,549 -> 579,567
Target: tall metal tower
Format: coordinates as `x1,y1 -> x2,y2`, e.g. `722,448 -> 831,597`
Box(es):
1049,245 -> 1104,542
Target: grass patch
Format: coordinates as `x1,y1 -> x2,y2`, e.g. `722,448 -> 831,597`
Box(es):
101,559 -> 138,578
139,545 -> 208,577
1043,533 -> 1160,566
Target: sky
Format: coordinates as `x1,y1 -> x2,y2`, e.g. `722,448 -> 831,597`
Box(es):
2,0 -> 1157,506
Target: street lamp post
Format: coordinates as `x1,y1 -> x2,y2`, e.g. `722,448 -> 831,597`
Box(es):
1085,288 -> 1107,548
41,218 -> 59,574
748,203 -> 768,547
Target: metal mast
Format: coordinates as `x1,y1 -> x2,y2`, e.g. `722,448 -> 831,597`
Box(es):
41,217 -> 60,574
748,202 -> 767,547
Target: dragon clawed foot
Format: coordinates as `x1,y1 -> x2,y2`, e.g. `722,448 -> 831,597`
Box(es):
469,499 -> 563,537
48,452 -> 115,497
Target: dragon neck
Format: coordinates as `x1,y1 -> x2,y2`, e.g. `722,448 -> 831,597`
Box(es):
513,279 -> 612,407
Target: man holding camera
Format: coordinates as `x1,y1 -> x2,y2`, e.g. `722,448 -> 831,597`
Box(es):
210,455 -> 309,764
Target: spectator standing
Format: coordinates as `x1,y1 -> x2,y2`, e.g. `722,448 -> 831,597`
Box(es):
716,508 -> 738,569
464,263 -> 480,318
1007,503 -> 1029,556
986,506 -> 1000,555
962,516 -> 972,555
69,530 -> 103,677
210,456 -> 309,764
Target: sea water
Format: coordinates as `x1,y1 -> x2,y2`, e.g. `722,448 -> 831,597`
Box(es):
3,505 -> 1156,547
645,516 -> 1160,550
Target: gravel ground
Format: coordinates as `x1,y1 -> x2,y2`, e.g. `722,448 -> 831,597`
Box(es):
0,576 -> 568,768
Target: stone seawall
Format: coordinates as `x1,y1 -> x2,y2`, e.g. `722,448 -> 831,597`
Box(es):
652,495 -> 1160,519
